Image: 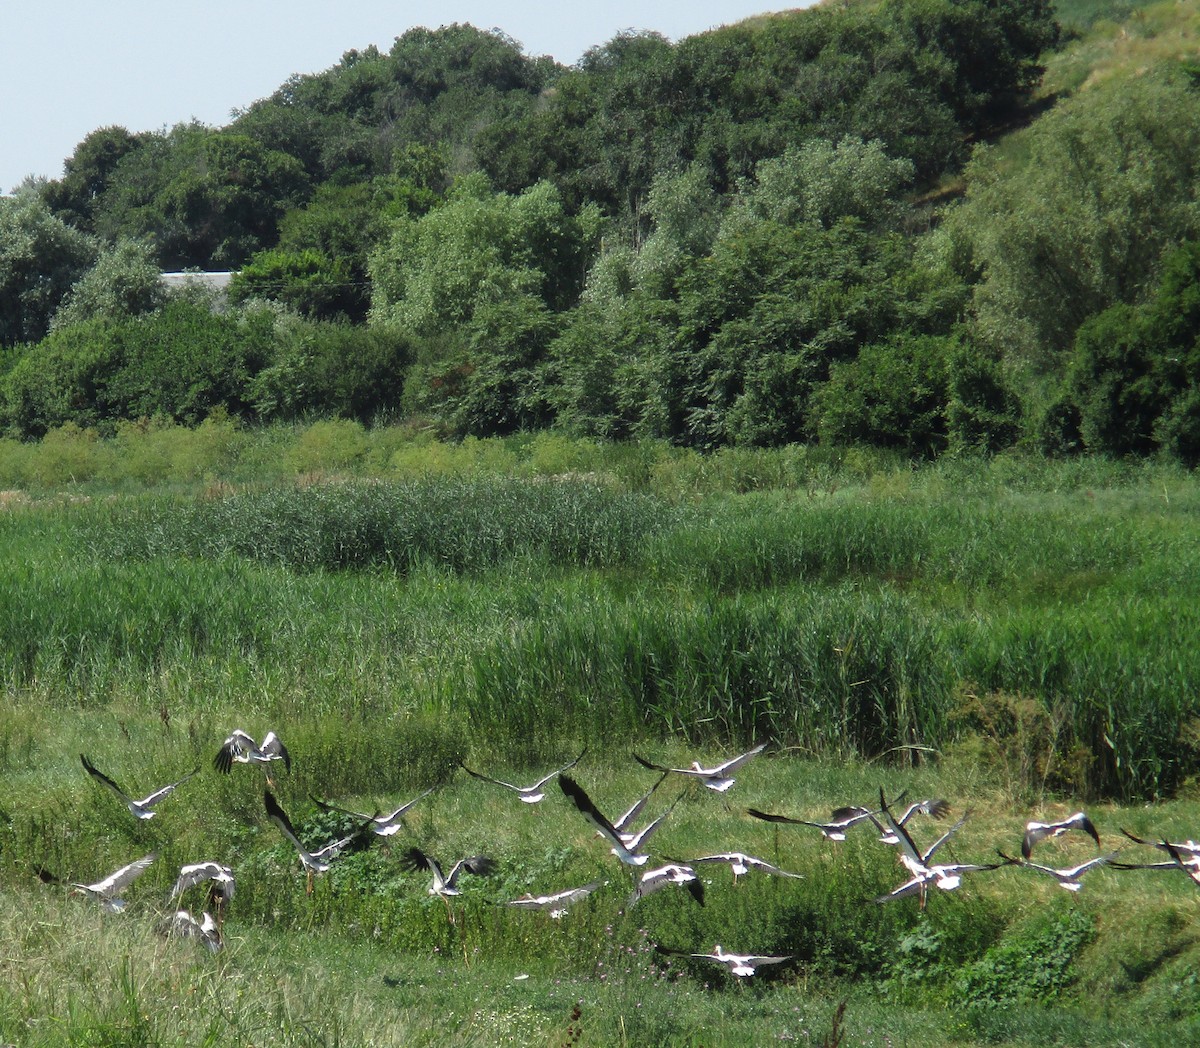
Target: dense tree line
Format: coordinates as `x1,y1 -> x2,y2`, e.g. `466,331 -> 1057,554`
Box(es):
3,0 -> 1199,462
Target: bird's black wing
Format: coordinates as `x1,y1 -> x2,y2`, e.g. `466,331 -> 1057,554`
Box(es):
80,753 -> 128,801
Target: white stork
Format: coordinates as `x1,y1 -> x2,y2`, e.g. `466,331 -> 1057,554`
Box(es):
1119,827 -> 1200,862
558,774 -> 651,866
70,853 -> 156,912
630,863 -> 704,907
997,848 -> 1118,891
504,881 -> 604,918
460,749 -> 586,804
401,847 -> 497,897
682,852 -> 804,883
1022,812 -> 1101,859
168,861 -> 235,925
214,730 -> 291,780
875,789 -> 989,907
80,754 -> 197,820
311,786 -> 436,836
161,909 -> 223,952
633,743 -> 767,792
264,790 -> 353,892
675,944 -> 793,978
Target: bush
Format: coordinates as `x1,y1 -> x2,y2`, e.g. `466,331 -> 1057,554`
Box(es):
250,317 -> 412,424
814,334 -> 952,455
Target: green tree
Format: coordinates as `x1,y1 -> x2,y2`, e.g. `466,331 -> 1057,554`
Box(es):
813,333 -> 952,455
1067,240 -> 1200,462
93,123 -> 310,268
369,178 -> 600,333
943,68 -> 1200,369
0,195 -> 98,346
51,238 -> 165,330
249,316 -> 413,423
229,248 -> 355,321
42,126 -> 146,233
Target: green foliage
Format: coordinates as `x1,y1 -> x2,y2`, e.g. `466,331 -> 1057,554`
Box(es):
1067,240 -> 1200,462
726,136 -> 916,233
250,316 -> 413,423
0,301 -> 275,436
370,178 -> 600,333
946,66 -> 1200,367
50,237 -> 165,330
956,904 -> 1096,1007
814,334 -> 953,456
0,195 -> 98,347
91,122 -> 311,269
40,125 -> 147,233
229,247 -> 356,321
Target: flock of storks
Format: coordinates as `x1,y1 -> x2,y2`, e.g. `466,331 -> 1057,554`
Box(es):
39,732 -> 1200,979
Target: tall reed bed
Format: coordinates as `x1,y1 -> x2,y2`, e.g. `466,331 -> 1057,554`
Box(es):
5,469 -> 1199,797
461,586 -> 954,765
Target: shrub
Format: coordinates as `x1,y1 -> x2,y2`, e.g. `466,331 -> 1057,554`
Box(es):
814,334 -> 952,456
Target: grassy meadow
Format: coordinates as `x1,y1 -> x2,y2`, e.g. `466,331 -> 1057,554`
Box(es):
2,422 -> 1200,1046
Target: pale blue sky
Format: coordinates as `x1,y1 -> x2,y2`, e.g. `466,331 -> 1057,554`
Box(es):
1,1 -> 808,193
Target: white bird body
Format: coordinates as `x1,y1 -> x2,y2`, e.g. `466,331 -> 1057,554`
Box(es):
559,774 -> 651,866
633,743 -> 767,792
691,945 -> 792,977
686,852 -> 803,880
612,793 -> 682,858
746,805 -> 876,841
461,750 -> 585,804
1000,849 -> 1119,891
631,863 -> 704,907
312,787 -> 435,836
163,909 -> 222,952
505,881 -> 603,918
875,862 -> 1004,902
1022,812 -> 1100,859
215,730 -> 291,775
875,791 -> 992,906
1120,828 -> 1200,862
71,853 -> 156,912
169,861 -> 235,905
402,846 -> 495,896
80,754 -> 197,820
264,791 -> 351,877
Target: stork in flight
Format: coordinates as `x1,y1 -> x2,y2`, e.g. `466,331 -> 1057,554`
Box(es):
630,862 -> 705,907
311,786 -> 436,837
558,774 -> 652,865
1022,812 -> 1101,859
460,749 -> 586,804
874,789 -> 996,907
747,791 -> 943,842
69,853 -> 156,912
214,730 -> 291,781
161,908 -> 222,952
666,944 -> 793,978
680,852 -> 804,883
997,849 -> 1118,891
633,743 -> 767,793
402,846 -> 495,921
504,881 -> 603,919
80,754 -> 198,820
264,791 -> 353,893
1113,838 -> 1200,886
168,861 -> 235,926
1119,827 -> 1200,863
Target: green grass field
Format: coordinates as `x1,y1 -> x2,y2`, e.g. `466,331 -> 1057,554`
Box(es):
2,425 -> 1200,1045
